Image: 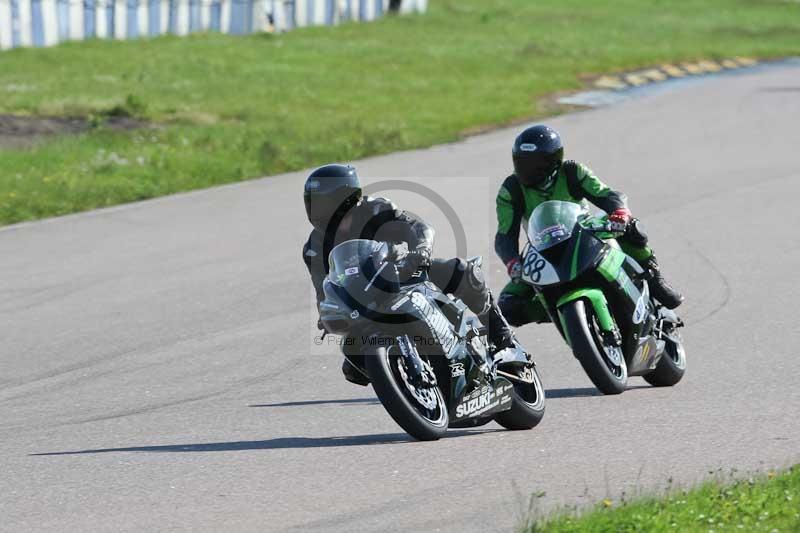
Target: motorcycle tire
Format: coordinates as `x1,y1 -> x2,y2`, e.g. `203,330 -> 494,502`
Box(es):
561,299 -> 627,395
494,365 -> 546,430
365,345 -> 449,441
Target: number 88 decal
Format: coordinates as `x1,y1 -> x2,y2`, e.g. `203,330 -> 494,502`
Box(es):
523,250 -> 546,283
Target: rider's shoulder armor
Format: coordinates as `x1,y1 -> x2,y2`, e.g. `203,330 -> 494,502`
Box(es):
499,174 -> 524,211
359,195 -> 399,216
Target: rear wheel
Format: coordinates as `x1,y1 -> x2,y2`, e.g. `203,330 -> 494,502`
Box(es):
644,331 -> 686,387
365,345 -> 448,441
561,299 -> 627,395
494,365 -> 546,430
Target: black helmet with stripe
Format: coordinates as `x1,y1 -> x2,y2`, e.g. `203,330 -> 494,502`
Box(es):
512,125 -> 564,188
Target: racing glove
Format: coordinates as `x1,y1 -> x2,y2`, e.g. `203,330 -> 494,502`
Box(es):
506,257 -> 523,282
387,242 -> 410,262
398,252 -> 427,280
387,242 -> 429,280
608,208 -> 633,233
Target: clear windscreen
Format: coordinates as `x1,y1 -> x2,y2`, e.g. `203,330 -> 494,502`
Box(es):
528,201 -> 588,251
328,239 -> 388,287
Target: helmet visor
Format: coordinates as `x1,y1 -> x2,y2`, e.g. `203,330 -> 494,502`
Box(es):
513,148 -> 563,187
304,190 -> 359,232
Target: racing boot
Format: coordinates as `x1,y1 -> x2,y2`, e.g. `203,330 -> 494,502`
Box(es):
642,255 -> 684,309
477,295 -> 517,354
342,358 -> 370,386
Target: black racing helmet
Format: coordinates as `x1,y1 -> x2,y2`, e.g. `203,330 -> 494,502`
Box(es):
512,125 -> 564,188
303,164 -> 362,232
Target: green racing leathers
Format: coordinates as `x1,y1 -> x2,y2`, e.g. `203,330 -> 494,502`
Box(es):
495,160 -> 669,326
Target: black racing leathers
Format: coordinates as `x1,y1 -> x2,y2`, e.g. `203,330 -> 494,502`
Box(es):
302,195 -> 514,360
303,196 -> 435,306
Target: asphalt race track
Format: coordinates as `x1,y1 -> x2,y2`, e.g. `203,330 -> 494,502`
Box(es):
2,65 -> 799,532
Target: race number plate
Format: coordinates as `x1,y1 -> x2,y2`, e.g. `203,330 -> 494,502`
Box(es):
521,246 -> 560,286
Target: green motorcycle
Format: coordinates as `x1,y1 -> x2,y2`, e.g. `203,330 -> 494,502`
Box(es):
520,201 -> 686,395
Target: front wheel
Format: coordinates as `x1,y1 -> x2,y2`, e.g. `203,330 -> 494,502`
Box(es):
365,345 -> 449,441
560,299 -> 628,395
494,365 -> 546,430
644,332 -> 686,387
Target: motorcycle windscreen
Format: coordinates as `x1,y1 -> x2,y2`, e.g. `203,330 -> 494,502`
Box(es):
327,239 -> 399,310
527,200 -> 589,252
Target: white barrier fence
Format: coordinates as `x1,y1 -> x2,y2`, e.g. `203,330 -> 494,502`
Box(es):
0,0 -> 427,50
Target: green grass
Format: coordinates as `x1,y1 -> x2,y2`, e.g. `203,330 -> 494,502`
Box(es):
525,466 -> 800,532
1,0 -> 799,225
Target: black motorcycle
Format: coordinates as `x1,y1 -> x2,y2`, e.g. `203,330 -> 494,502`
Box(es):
319,239 -> 545,441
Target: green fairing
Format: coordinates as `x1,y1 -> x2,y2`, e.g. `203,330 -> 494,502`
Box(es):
594,242 -> 640,300
597,247 -> 626,282
619,269 -> 639,301
557,288 -> 615,332
570,231 -> 583,280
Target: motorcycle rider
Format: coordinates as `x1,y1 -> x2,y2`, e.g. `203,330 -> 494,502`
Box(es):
496,124 -> 684,327
304,163 -> 516,386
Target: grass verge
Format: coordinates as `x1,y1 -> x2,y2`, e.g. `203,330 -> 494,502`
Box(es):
525,466 -> 800,532
1,0 -> 799,225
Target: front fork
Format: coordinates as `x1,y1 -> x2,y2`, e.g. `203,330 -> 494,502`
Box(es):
396,334 -> 437,388
556,288 -> 621,348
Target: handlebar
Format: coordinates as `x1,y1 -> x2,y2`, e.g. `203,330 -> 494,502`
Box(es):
584,223 -> 612,233
385,242 -> 430,271
583,222 -> 624,234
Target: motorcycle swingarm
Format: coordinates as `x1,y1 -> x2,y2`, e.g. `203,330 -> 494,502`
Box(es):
495,368 -> 536,385
492,344 -> 535,384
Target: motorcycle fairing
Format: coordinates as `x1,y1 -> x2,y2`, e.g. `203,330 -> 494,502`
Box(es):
450,378 -> 515,422
628,335 -> 665,376
556,288 -> 615,337
522,226 -> 607,288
